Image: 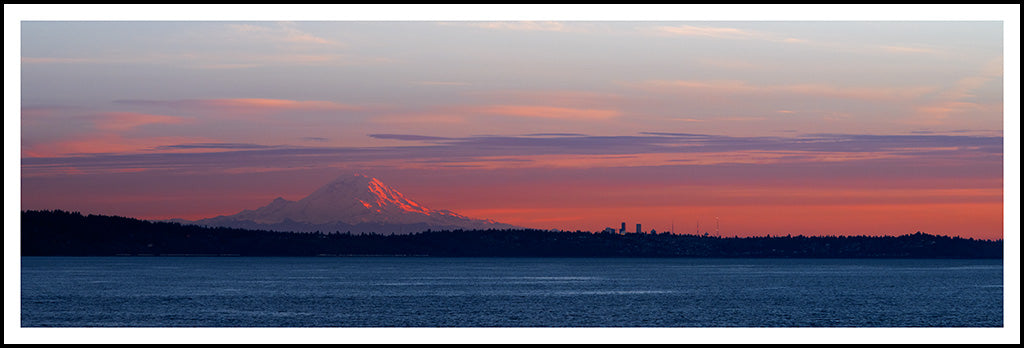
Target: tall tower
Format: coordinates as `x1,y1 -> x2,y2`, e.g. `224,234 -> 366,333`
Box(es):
620,222 -> 626,234
636,223 -> 642,234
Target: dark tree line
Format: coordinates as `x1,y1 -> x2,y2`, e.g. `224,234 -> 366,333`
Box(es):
21,210 -> 1002,258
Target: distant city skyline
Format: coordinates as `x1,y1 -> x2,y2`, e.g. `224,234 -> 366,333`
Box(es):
11,5 -> 1017,241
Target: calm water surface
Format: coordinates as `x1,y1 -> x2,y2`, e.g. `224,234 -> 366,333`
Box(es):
21,257 -> 1003,327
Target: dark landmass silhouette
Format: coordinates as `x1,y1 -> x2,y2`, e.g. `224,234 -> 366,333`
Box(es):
22,210 -> 1002,259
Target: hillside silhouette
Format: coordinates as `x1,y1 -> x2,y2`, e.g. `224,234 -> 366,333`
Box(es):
21,210 -> 1002,258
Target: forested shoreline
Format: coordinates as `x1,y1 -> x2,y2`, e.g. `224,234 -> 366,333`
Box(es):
21,210 -> 1002,259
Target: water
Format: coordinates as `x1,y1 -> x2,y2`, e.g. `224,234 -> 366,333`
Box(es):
20,257 -> 1003,327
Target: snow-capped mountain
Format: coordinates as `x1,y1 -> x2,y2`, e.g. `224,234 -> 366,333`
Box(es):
192,173 -> 518,234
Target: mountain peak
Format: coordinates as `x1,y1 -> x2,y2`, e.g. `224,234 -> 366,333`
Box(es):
303,173 -> 434,217
196,173 -> 508,233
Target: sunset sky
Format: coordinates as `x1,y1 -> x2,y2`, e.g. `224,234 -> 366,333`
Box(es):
10,5 -> 1019,241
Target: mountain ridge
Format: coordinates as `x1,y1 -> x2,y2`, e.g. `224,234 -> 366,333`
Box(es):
191,173 -> 518,234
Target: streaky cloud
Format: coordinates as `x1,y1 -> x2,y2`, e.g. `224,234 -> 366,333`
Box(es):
92,112 -> 188,131
524,133 -> 589,137
639,132 -> 713,138
155,143 -> 280,150
22,132 -> 1003,176
647,24 -> 809,45
114,98 -> 359,111
472,105 -> 620,120
369,134 -> 454,141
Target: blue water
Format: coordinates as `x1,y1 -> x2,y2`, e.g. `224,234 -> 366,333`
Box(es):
20,257 -> 1002,327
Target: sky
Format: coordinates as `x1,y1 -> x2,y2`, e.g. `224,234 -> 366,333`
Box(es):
5,4 -> 1021,345
10,6 -> 1018,242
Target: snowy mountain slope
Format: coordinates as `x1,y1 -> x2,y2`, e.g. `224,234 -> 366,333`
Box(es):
192,173 -> 517,234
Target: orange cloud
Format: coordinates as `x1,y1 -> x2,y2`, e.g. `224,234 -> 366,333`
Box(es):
93,112 -> 189,131
195,98 -> 358,110
650,24 -> 808,44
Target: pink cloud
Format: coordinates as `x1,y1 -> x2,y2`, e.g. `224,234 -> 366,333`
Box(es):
650,24 -> 807,44
190,98 -> 358,110
119,98 -> 362,113
93,112 -> 189,131
908,101 -> 1002,127
716,116 -> 768,122
369,91 -> 627,126
906,57 -> 1002,126
933,60 -> 1002,103
22,134 -> 211,159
